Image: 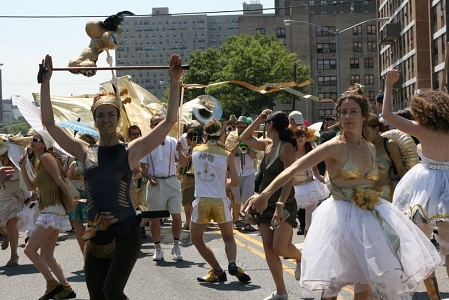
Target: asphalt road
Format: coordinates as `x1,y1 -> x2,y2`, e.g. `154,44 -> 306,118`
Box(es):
0,220 -> 448,300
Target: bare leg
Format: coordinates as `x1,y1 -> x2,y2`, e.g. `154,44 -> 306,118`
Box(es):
354,284 -> 371,300
190,222 -> 221,270
6,217 -> 19,266
24,226 -> 59,281
150,218 -> 161,243
171,213 -> 182,239
40,229 -> 68,285
184,204 -> 192,228
259,222 -> 288,295
72,221 -> 85,254
217,222 -> 236,263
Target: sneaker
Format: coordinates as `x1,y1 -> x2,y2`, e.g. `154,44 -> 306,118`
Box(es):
228,263 -> 251,283
152,248 -> 164,261
197,269 -> 227,282
171,245 -> 183,261
263,292 -> 288,300
295,262 -> 301,281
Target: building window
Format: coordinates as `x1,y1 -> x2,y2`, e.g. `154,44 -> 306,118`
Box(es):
367,25 -> 376,35
350,58 -> 359,69
318,76 -> 337,86
353,42 -> 363,52
367,91 -> 375,101
365,74 -> 374,85
316,26 -> 336,37
364,58 -> 374,68
350,75 -> 360,85
317,59 -> 337,70
276,27 -> 286,38
352,25 -> 362,35
317,43 -> 336,53
367,41 -> 377,52
256,28 -> 265,35
318,93 -> 337,100
318,108 -> 335,119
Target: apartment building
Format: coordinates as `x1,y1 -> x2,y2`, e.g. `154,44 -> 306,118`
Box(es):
116,1 -> 384,122
116,7 -> 256,100
377,0 -> 447,111
240,0 -> 381,121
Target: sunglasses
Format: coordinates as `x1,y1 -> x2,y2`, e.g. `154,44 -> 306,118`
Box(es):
31,137 -> 44,143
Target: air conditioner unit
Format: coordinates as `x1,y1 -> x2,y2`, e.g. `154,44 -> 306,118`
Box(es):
323,49 -> 329,53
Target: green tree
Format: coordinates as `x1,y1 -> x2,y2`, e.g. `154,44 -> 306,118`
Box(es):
182,33 -> 309,117
0,117 -> 31,135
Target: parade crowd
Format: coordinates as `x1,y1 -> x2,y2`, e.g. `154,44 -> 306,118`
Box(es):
0,56 -> 448,300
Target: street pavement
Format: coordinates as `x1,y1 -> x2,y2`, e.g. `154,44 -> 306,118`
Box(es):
0,220 -> 448,300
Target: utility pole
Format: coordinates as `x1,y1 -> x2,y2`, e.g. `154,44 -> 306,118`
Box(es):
292,62 -> 297,111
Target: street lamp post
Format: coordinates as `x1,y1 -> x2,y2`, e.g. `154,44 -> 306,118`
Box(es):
284,18 -> 389,96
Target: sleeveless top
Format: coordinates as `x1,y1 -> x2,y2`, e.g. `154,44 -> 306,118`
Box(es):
192,142 -> 229,199
259,142 -> 295,204
325,141 -> 380,207
35,161 -> 63,211
375,156 -> 392,175
83,144 -> 135,232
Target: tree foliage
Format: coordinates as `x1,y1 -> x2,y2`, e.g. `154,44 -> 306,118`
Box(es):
182,33 -> 309,118
0,117 -> 31,135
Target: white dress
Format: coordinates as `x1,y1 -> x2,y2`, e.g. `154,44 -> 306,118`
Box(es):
393,149 -> 449,225
301,149 -> 441,299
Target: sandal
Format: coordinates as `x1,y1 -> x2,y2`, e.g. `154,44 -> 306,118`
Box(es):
243,223 -> 258,232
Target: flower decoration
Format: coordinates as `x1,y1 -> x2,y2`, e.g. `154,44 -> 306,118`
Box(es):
354,83 -> 365,95
351,186 -> 381,210
304,128 -> 316,142
82,213 -> 110,240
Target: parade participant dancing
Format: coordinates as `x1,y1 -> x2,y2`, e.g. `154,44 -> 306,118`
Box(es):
20,130 -> 76,300
383,69 -> 449,299
191,120 -> 251,283
249,85 -> 441,300
240,110 -> 302,300
0,135 -> 32,267
292,126 -> 328,237
37,54 -> 182,300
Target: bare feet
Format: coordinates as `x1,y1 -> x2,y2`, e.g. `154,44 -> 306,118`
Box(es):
6,255 -> 18,267
1,235 -> 9,250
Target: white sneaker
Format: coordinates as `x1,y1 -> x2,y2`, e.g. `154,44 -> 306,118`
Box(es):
295,262 -> 301,281
263,292 -> 288,300
152,248 -> 164,261
171,245 -> 183,261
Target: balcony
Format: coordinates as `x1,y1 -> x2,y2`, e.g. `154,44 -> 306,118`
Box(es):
379,23 -> 401,45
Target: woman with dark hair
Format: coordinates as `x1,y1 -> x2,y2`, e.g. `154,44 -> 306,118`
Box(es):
240,110 -> 302,300
248,86 -> 440,299
292,126 -> 328,237
19,130 -> 76,299
35,54 -> 182,300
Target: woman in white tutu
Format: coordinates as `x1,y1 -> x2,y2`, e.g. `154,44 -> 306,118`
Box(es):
383,69 -> 449,299
292,125 -> 328,237
249,84 -> 441,299
19,130 -> 76,300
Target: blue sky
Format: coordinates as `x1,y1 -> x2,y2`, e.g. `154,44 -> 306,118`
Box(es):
0,0 -> 274,102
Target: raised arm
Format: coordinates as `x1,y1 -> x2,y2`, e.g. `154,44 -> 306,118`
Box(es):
128,54 -> 182,169
240,109 -> 271,152
40,55 -> 87,161
382,69 -> 422,137
253,143 -> 334,213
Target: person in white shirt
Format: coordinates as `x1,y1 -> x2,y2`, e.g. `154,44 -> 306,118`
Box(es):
140,114 -> 187,262
225,116 -> 258,231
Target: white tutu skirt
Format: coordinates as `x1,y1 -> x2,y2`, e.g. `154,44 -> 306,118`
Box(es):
294,179 -> 329,209
36,213 -> 72,232
393,163 -> 449,225
301,196 -> 441,299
